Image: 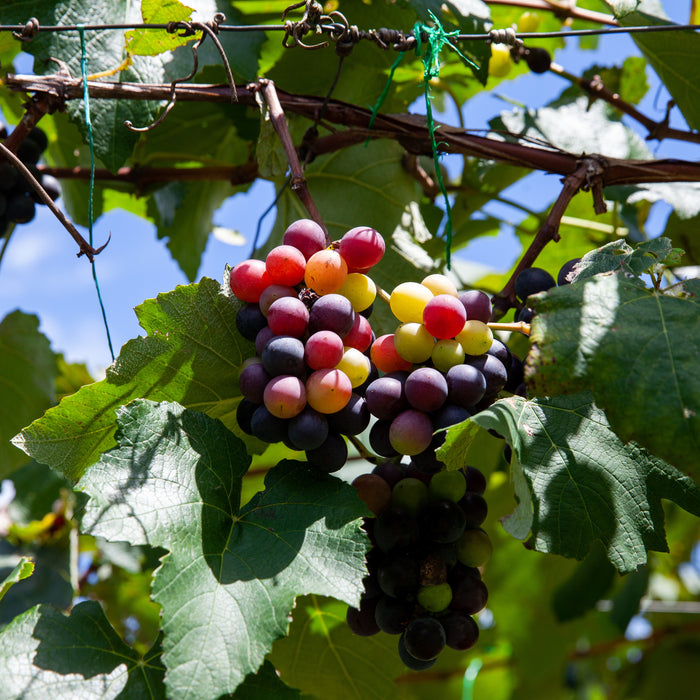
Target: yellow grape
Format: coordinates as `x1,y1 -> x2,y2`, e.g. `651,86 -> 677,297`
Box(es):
390,282 -> 433,323
422,273 -> 458,297
394,322 -> 435,363
456,320 -> 494,356
335,347 -> 371,388
488,45 -> 512,78
431,339 -> 465,372
337,272 -> 376,311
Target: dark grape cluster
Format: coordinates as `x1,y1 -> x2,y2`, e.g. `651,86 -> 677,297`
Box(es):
347,465 -> 491,669
0,124 -> 60,238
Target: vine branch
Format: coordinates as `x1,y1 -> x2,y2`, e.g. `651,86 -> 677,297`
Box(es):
253,78 -> 328,241
0,142 -> 109,262
486,0 -> 618,26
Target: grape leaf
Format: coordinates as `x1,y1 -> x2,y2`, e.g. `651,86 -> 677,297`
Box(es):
270,595 -> 405,700
0,556 -> 34,603
0,600 -> 165,699
526,272 -> 700,474
126,0 -> 195,56
570,238 -> 677,281
0,311 -> 57,479
13,277 -> 252,481
617,10 -> 700,131
462,393 -> 700,572
78,400 -> 369,700
233,661 -> 301,700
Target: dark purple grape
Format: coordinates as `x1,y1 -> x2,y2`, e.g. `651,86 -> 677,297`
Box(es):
432,404 -> 471,432
404,367 -> 448,412
377,553 -> 418,598
374,506 -> 418,552
27,126 -> 48,152
236,304 -> 267,341
365,375 -> 407,421
38,173 -> 60,201
255,326 -> 275,355
458,290 -> 492,323
451,573 -> 488,615
236,398 -> 258,435
7,194 -> 35,223
17,138 -> 41,165
487,338 -> 512,366
398,634 -> 436,670
463,466 -> 486,495
288,407 -> 329,450
441,611 -> 479,650
359,302 -> 374,319
0,163 -> 18,191
464,354 -> 507,396
0,192 -> 6,217
238,362 -> 270,404
459,492 -> 488,528
504,355 -> 524,392
250,405 -> 288,443
305,432 -> 347,472
410,445 -> 443,475
374,595 -> 414,634
514,267 -> 556,302
327,393 -> 370,436
371,461 -> 405,489
402,616 -> 446,660
354,361 -> 378,398
369,420 -> 399,458
525,46 -> 552,74
419,499 -> 466,544
261,335 -> 305,377
346,598 -> 380,636
308,293 -> 355,338
557,258 -> 581,285
446,364 -> 486,408
516,306 -> 535,323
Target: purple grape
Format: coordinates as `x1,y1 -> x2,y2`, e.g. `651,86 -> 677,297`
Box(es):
236,304 -> 267,341
238,362 -> 271,404
458,290 -> 492,323
402,616 -> 446,660
305,432 -> 347,472
288,407 -> 329,450
261,335 -> 306,377
365,375 -> 407,421
327,393 -> 370,435
404,367 -> 448,412
446,364 -> 486,408
308,294 -> 356,338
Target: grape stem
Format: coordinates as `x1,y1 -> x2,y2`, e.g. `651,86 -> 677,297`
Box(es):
0,141 -> 110,262
347,435 -> 378,464
375,285 -> 392,306
488,321 -> 531,336
252,79 -> 329,243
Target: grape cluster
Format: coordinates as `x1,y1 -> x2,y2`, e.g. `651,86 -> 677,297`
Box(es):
0,125 -> 60,237
347,464 -> 491,669
231,219 -> 383,472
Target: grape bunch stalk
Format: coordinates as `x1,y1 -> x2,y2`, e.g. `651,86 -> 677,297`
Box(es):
228,218 -> 525,669
0,125 -> 61,237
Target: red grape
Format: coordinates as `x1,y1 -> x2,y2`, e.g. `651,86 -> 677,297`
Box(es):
338,226 -> 385,271
265,244 -> 306,285
229,259 -> 271,302
283,218 -> 327,260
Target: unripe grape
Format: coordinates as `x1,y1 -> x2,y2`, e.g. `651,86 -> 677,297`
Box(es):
456,528 -> 493,567
352,473 -> 392,515
391,477 -> 428,514
416,582 -> 452,612
429,470 -> 467,503
389,409 -> 433,456
518,11 -> 541,33
305,249 -> 348,294
335,347 -> 371,388
283,218 -> 327,260
421,273 -> 458,297
337,272 -> 377,311
431,339 -> 465,372
394,323 -> 434,363
456,320 -> 493,356
390,282 -> 433,324
488,44 -> 512,78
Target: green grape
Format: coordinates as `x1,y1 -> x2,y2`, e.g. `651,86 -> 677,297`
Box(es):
335,347 -> 371,388
456,320 -> 493,356
394,322 -> 435,363
429,470 -> 467,503
391,477 -> 429,514
417,582 -> 453,613
456,528 -> 493,567
390,282 -> 433,323
431,339 -> 465,372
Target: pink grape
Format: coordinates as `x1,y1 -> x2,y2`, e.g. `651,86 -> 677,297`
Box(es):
266,296 -> 309,337
338,226 -> 385,272
423,294 -> 466,339
259,284 -> 297,315
263,375 -> 306,419
265,244 -> 306,285
305,330 -> 344,370
343,314 -> 373,352
389,409 -> 433,455
282,219 -> 327,260
229,259 -> 271,302
306,368 -> 353,413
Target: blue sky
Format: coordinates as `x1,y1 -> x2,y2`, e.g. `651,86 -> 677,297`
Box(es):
0,1 -> 695,376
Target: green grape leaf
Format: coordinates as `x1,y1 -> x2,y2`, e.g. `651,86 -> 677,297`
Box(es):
570,238 -> 676,281
126,0 -> 195,56
0,600 -> 165,699
0,556 -> 34,604
609,566 -> 649,632
526,272 -> 700,473
618,11 -> 700,131
13,278 -> 252,481
270,595 -> 405,700
0,311 -> 57,479
466,393 -> 700,572
233,661 -> 301,700
78,400 -> 369,700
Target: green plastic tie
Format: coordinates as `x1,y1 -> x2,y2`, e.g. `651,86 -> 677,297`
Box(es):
462,657 -> 483,700
365,50 -> 406,146
415,12 -> 478,269
78,25 -> 115,361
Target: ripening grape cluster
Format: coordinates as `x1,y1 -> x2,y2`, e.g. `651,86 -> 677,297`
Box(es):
232,219 -> 384,472
347,464 -> 491,669
0,125 -> 60,237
